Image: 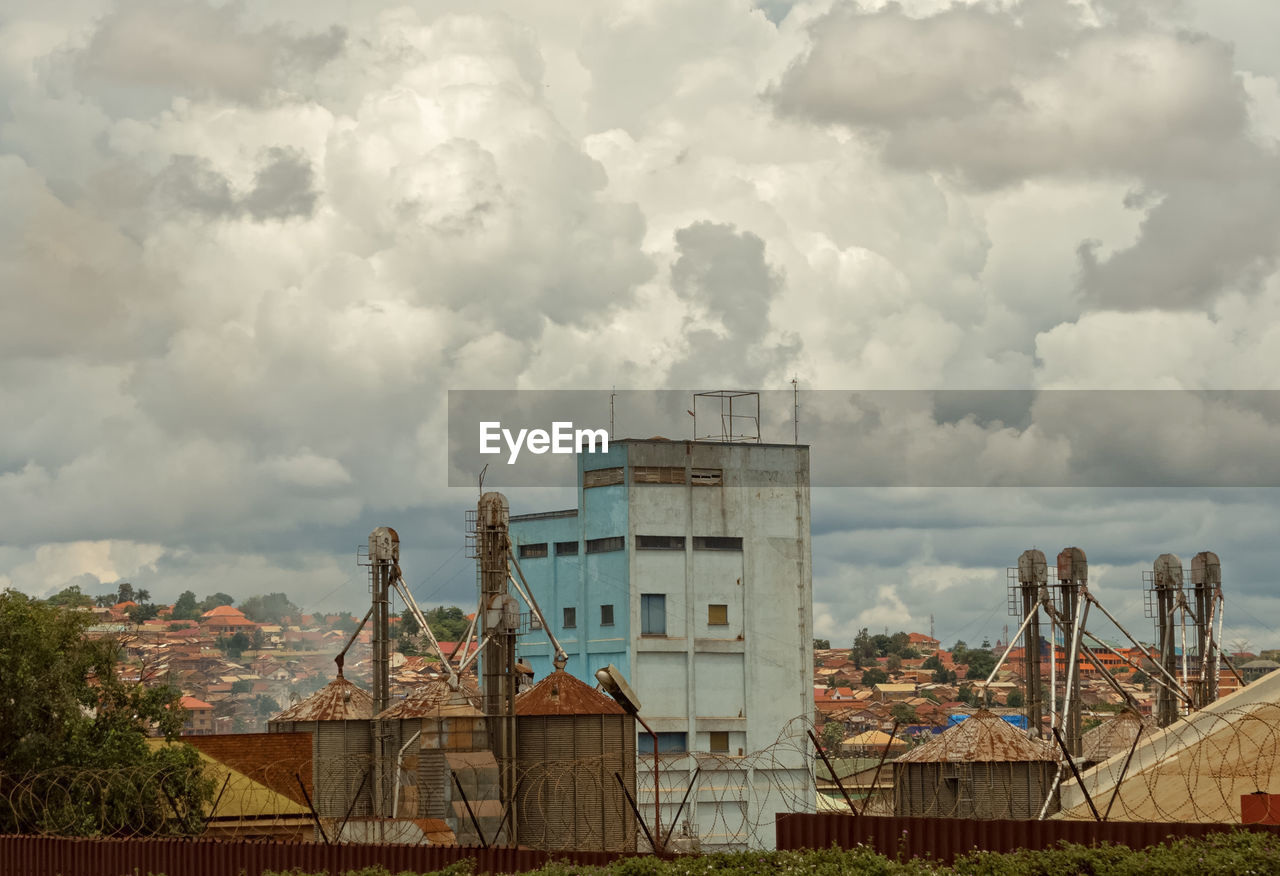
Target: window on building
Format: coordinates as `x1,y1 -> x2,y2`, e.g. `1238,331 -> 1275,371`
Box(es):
708,604 -> 729,626
640,594 -> 666,635
585,536 -> 625,554
631,466 -> 686,484
583,467 -> 624,488
691,468 -> 722,486
554,541 -> 579,556
708,731 -> 730,753
693,536 -> 743,551
636,535 -> 685,550
518,543 -> 548,559
601,604 -> 614,626
563,607 -> 576,629
639,731 -> 687,754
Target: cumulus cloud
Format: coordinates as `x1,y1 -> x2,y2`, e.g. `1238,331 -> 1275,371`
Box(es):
3,0 -> 1280,651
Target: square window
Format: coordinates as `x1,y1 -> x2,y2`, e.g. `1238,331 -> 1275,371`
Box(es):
639,731 -> 687,754
709,731 -> 729,753
563,607 -> 576,629
555,541 -> 579,556
640,594 -> 666,636
601,604 -> 614,626
708,604 -> 728,626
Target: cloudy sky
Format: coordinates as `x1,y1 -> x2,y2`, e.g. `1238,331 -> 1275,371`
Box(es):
4,0 -> 1280,655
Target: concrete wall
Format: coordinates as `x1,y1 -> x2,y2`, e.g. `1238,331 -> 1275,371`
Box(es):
512,439 -> 813,850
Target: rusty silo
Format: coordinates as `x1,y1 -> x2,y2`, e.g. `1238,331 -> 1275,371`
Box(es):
514,669 -> 637,852
375,676 -> 504,844
894,709 -> 1059,819
269,676 -> 374,819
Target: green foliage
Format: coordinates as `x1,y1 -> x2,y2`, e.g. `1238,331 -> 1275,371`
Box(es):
127,603 -> 160,624
1006,689 -> 1024,708
959,648 -> 997,681
171,591 -> 201,621
45,585 -> 94,608
922,655 -> 942,670
813,638 -> 830,650
820,721 -> 845,752
0,589 -> 213,835
890,702 -> 917,724
230,679 -> 252,694
198,592 -> 234,613
861,668 -> 889,686
186,830 -> 1280,875
240,592 -> 299,624
423,605 -> 470,641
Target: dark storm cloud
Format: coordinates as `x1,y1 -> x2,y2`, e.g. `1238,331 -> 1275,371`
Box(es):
768,0 -> 1280,311
665,221 -> 800,386
244,147 -> 319,221
154,149 -> 319,221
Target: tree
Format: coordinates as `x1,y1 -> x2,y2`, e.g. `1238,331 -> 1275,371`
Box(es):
886,653 -> 903,672
963,648 -> 998,681
46,586 -> 93,609
0,589 -> 212,834
331,611 -> 360,634
424,605 -> 470,641
853,628 -> 874,661
171,591 -> 201,620
932,666 -> 956,684
813,638 -> 830,650
820,721 -> 845,752
251,695 -> 280,718
1132,669 -> 1151,690
239,593 -> 298,625
126,602 -> 160,624
922,655 -> 942,670
199,592 -> 234,613
860,668 -> 889,686
115,582 -> 135,604
1007,689 -> 1025,708
890,702 -> 917,725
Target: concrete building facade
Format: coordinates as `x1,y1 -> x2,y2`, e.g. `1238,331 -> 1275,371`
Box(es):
508,438 -> 813,850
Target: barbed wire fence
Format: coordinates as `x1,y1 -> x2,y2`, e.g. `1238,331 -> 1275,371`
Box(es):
3,706 -> 1276,844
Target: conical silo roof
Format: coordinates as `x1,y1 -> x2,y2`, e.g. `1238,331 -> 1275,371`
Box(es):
271,676 -> 374,722
377,676 -> 484,718
897,710 -> 1056,763
1081,710 -> 1153,763
515,670 -> 625,716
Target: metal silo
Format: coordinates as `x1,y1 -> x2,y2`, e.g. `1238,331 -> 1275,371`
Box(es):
515,669 -> 637,852
269,676 -> 374,819
894,709 -> 1058,819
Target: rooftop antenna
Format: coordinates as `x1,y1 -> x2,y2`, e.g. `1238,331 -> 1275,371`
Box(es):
791,377 -> 799,444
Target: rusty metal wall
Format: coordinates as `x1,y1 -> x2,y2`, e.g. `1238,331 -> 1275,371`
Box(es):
0,835 -> 628,876
774,813 -> 1280,864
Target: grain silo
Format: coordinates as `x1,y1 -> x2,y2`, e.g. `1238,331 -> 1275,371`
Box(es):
1080,710 -> 1153,768
894,709 -> 1058,819
269,676 -> 374,819
515,669 -> 637,852
375,676 -> 503,844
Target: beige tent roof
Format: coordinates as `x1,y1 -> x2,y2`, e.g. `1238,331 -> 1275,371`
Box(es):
843,730 -> 906,747
1059,668 -> 1280,823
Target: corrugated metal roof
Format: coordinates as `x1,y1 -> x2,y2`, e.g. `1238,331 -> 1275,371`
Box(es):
270,676 -> 373,722
896,709 -> 1057,763
1081,710 -> 1153,763
515,670 -> 625,716
377,677 -> 483,718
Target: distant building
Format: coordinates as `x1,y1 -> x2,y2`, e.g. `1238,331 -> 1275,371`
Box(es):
180,695 -> 215,735
509,438 -> 813,850
200,604 -> 259,636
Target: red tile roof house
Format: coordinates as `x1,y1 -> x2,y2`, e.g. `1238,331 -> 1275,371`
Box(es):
179,696 -> 215,735
200,605 -> 260,635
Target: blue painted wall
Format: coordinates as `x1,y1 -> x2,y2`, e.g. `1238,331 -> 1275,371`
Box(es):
511,444 -> 631,683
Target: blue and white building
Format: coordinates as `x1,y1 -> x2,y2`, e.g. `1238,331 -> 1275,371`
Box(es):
508,438 -> 813,850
